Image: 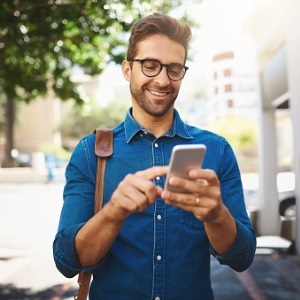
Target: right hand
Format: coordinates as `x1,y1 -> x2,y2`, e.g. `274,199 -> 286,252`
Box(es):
106,166 -> 169,221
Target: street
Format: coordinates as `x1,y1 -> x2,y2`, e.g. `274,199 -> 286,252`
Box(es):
1,182 -> 300,300
0,182 -> 78,299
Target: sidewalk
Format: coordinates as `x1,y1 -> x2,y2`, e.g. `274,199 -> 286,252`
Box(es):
0,167 -> 65,183
211,251 -> 300,300
0,247 -> 78,300
1,248 -> 300,299
0,181 -> 299,299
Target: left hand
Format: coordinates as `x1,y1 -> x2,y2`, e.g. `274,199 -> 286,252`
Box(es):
161,168 -> 225,223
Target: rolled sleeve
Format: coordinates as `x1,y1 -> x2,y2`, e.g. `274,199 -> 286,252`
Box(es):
210,219 -> 256,272
53,223 -> 109,277
53,223 -> 87,278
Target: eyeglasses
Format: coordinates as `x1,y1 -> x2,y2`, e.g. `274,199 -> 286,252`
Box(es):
130,59 -> 188,81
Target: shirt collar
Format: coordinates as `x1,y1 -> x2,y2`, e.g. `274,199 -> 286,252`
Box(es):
124,108 -> 193,143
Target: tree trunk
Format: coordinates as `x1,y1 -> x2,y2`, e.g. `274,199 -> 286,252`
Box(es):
2,98 -> 15,167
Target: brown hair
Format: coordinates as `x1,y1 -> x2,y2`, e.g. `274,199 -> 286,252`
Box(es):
126,12 -> 192,62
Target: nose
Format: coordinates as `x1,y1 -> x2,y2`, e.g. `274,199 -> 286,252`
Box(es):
154,66 -> 171,86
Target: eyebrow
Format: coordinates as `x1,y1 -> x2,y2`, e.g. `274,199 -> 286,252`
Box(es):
136,57 -> 185,65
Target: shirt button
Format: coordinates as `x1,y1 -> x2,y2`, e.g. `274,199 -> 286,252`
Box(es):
157,255 -> 162,261
157,214 -> 162,220
155,297 -> 160,300
156,176 -> 160,180
154,143 -> 159,148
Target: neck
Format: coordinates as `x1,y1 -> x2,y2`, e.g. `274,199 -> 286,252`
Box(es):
132,108 -> 174,137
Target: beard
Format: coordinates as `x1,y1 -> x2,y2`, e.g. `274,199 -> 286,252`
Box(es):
129,82 -> 178,117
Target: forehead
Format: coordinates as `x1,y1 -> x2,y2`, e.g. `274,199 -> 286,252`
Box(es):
135,34 -> 185,63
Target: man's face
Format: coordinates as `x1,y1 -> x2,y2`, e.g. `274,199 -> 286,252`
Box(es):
123,34 -> 186,117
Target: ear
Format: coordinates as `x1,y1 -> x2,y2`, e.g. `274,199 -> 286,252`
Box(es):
122,60 -> 131,81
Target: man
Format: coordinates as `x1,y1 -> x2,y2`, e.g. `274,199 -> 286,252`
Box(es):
53,12 -> 256,299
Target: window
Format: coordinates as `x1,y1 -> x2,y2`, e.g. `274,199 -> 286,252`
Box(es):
224,69 -> 232,77
227,99 -> 233,108
224,84 -> 232,93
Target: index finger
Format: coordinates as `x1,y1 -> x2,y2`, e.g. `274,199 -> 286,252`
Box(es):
189,168 -> 219,186
136,166 -> 169,180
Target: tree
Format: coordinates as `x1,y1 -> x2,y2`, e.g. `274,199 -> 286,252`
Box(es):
0,0 -> 185,166
59,98 -> 129,149
208,115 -> 258,172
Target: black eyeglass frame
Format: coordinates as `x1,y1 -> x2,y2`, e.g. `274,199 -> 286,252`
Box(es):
129,59 -> 189,81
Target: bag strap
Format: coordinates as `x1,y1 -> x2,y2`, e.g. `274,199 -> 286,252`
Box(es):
75,271 -> 92,300
94,128 -> 113,213
75,128 -> 113,300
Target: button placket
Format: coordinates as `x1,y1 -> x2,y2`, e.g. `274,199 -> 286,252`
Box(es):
152,139 -> 165,298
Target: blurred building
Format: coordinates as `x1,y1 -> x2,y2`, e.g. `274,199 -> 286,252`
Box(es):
207,49 -> 259,173
243,0 -> 300,253
15,93 -> 62,153
14,72 -> 101,154
209,51 -> 258,122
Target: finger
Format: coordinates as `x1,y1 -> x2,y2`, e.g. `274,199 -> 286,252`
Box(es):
163,191 -> 203,211
164,191 -> 217,221
124,173 -> 161,205
113,180 -> 152,212
120,174 -> 155,196
167,176 -> 189,192
189,169 -> 219,186
136,166 -> 169,180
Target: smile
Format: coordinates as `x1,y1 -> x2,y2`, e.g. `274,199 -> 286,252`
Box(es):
148,89 -> 170,96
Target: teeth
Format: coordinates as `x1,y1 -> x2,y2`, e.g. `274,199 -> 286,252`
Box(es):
150,90 -> 168,96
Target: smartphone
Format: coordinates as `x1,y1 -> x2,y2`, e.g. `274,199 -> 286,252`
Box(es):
164,144 -> 207,193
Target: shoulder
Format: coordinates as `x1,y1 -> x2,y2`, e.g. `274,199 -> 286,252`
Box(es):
186,124 -> 228,145
185,125 -> 236,166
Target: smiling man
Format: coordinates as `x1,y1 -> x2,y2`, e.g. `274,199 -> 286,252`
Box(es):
53,13 -> 256,300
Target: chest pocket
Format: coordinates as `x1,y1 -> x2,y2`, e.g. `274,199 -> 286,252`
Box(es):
180,210 -> 205,231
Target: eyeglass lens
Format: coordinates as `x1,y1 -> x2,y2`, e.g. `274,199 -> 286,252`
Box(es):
141,60 -> 186,81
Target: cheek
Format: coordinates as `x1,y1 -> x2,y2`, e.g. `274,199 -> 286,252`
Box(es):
131,72 -> 153,88
172,82 -> 181,93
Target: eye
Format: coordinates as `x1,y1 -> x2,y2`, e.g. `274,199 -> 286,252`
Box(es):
168,64 -> 183,76
143,60 -> 160,71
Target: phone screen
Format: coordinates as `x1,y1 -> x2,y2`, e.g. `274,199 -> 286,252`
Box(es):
164,144 -> 206,193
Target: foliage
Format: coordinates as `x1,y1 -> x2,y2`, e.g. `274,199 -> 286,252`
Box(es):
0,94 -> 5,132
59,99 -> 129,141
0,0 -> 185,104
0,0 -> 189,165
208,115 -> 258,150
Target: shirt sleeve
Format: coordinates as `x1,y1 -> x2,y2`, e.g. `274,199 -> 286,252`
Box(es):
53,136 -> 103,278
210,219 -> 257,272
209,139 -> 257,272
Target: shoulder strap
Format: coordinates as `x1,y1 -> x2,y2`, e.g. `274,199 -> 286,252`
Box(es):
75,128 -> 113,300
94,128 -> 114,157
94,128 -> 113,213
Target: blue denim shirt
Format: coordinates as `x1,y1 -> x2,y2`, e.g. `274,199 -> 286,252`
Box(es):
53,109 -> 256,300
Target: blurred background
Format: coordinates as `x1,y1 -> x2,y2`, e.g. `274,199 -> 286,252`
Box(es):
0,0 -> 299,295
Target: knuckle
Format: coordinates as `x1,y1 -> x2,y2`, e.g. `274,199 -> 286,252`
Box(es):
124,173 -> 135,181
144,180 -> 155,191
118,180 -> 127,190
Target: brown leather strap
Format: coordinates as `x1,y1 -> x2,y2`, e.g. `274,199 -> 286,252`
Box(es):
75,271 -> 92,300
94,128 -> 113,157
94,129 -> 113,213
75,128 -> 113,300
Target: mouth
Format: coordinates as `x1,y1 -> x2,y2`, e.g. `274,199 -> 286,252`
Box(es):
148,89 -> 171,97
